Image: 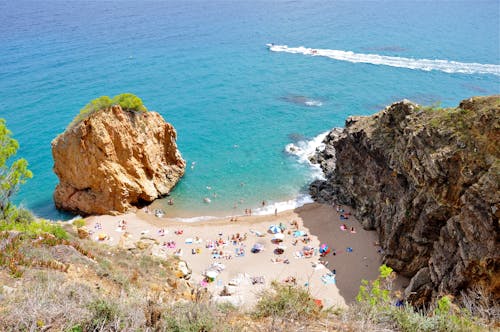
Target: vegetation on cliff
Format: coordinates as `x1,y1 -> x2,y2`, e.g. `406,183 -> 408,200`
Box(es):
1,229 -> 495,331
69,93 -> 148,128
310,95 -> 499,312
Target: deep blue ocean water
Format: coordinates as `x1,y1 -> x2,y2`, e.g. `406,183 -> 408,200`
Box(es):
0,1 -> 498,220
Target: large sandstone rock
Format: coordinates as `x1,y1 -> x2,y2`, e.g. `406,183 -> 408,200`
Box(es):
310,96 -> 499,305
52,105 -> 185,215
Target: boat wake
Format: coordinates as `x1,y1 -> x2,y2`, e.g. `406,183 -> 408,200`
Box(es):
268,44 -> 500,76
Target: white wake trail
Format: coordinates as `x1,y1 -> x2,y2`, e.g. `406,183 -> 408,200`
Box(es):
268,44 -> 500,76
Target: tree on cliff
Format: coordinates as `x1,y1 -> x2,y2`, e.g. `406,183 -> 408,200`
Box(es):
0,119 -> 33,221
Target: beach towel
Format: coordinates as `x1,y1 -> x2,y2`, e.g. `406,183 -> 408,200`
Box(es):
293,230 -> 306,237
321,273 -> 336,285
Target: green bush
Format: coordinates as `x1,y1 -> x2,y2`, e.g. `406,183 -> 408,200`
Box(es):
356,264 -> 394,306
0,218 -> 68,239
252,281 -> 319,320
164,302 -> 217,332
87,299 -> 119,330
112,93 -> 147,112
69,96 -> 112,127
354,265 -> 486,332
69,93 -> 147,128
72,218 -> 86,228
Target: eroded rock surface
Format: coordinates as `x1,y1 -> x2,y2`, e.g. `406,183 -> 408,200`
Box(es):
310,96 -> 500,304
52,105 -> 185,215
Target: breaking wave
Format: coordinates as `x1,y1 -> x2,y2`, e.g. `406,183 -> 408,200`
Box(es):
285,131 -> 329,181
268,44 -> 500,76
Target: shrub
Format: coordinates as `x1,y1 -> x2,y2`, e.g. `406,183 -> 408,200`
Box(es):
69,93 -> 147,128
69,96 -> 112,127
352,265 -> 488,332
0,218 -> 68,239
356,264 -> 394,306
72,218 -> 85,228
163,302 -> 217,332
112,93 -> 147,112
252,281 -> 320,320
86,299 -> 119,331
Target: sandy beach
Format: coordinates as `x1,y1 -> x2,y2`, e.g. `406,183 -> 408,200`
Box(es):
85,203 -> 382,308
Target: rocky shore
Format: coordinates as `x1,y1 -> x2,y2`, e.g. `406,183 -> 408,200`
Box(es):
310,96 -> 499,306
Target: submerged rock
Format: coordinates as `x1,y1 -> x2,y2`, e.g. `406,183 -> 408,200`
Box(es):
311,96 -> 500,305
52,105 -> 185,215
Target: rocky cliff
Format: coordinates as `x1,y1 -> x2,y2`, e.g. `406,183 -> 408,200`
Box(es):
310,96 -> 499,305
52,105 -> 185,215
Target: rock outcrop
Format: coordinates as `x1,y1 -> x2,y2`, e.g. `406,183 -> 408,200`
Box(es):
310,96 -> 499,305
52,105 -> 185,215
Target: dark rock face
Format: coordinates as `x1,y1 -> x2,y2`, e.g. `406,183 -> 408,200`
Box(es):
310,96 -> 500,304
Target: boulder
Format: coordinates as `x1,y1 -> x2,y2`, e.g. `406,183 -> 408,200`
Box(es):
77,226 -> 90,239
174,260 -> 192,280
135,238 -> 158,250
52,105 -> 185,215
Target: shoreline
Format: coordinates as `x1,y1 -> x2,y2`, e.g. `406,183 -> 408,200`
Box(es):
85,202 -> 383,307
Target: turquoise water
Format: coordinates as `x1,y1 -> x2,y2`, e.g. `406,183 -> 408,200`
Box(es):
0,1 -> 498,220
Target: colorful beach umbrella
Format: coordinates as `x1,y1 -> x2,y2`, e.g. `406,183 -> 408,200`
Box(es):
319,244 -> 329,253
269,225 -> 281,234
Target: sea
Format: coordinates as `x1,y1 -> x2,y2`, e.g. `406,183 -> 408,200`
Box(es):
0,0 -> 499,221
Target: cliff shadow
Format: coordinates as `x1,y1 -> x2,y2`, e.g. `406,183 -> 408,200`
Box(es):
296,203 -> 383,304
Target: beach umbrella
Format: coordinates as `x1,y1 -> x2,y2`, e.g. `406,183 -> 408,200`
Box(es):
269,225 -> 281,234
206,270 -> 218,282
273,233 -> 285,241
319,244 -> 329,253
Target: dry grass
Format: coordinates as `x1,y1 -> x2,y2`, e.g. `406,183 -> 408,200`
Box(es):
1,227 -> 497,331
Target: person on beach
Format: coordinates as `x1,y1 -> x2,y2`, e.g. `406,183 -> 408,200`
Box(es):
275,208 -> 278,216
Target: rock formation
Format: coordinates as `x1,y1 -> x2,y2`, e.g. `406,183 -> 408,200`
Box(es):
310,96 -> 499,305
52,105 -> 185,215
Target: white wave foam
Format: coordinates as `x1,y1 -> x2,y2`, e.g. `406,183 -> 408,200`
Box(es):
252,194 -> 314,216
171,215 -> 219,223
269,44 -> 500,76
304,99 -> 323,107
67,215 -> 83,224
285,131 -> 329,181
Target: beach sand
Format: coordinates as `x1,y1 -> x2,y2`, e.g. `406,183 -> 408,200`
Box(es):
85,203 -> 382,308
